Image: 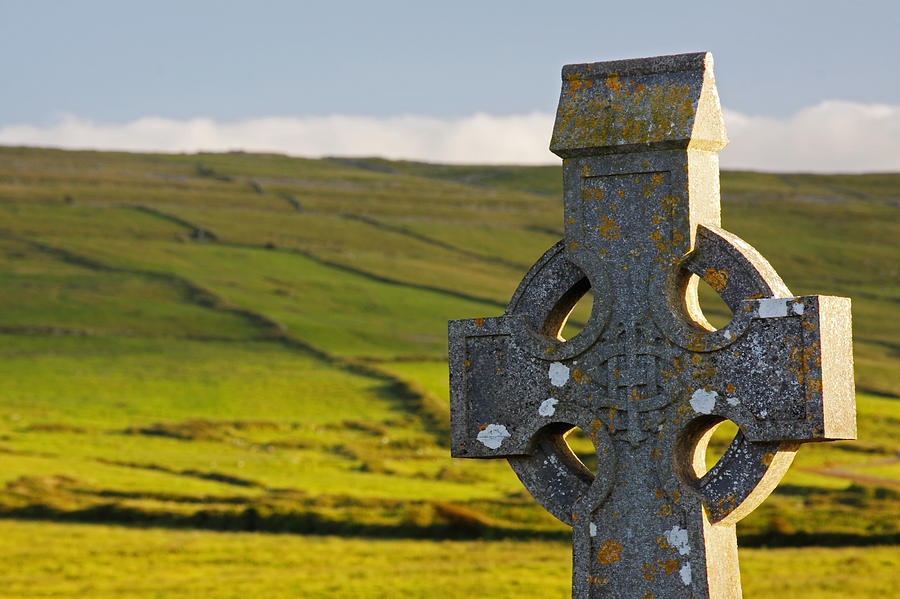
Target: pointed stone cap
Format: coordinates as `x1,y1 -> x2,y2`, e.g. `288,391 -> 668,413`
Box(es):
550,52 -> 728,157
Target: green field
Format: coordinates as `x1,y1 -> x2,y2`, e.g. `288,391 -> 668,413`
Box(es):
0,146 -> 897,597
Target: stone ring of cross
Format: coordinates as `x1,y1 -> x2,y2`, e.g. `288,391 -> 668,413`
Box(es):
449,52 -> 856,598
505,221 -> 811,526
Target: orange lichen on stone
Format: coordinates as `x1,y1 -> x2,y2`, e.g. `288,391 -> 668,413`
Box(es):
658,559 -> 679,575
475,317 -> 484,327
660,193 -> 680,214
787,340 -> 820,385
583,186 -> 607,201
552,79 -> 694,151
604,73 -> 623,91
716,494 -> 737,516
596,214 -> 620,240
659,362 -> 674,380
568,78 -> 593,95
629,388 -> 647,402
704,267 -> 729,292
596,539 -> 622,564
642,563 -> 657,581
587,576 -> 609,586
572,368 -> 591,384
761,451 -> 775,466
639,173 -> 666,199
685,332 -> 710,352
588,419 -> 605,444
690,355 -> 716,379
648,228 -> 684,268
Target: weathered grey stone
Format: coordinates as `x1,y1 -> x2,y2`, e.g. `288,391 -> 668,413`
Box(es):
448,52 -> 856,598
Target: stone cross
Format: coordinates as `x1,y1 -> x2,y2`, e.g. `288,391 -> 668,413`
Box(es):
448,52 -> 856,599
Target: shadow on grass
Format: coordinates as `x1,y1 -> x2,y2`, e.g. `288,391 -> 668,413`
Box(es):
0,503 -> 569,542
2,502 -> 899,547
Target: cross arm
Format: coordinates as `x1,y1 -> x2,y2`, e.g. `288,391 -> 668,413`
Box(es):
449,314 -> 594,459
689,294 -> 856,443
449,315 -> 530,458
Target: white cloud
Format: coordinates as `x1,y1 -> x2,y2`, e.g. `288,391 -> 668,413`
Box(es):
0,112 -> 557,165
720,101 -> 900,173
0,101 -> 898,172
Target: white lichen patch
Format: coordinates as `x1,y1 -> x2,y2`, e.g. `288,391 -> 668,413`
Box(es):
758,297 -> 789,318
726,396 -> 740,407
722,329 -> 734,341
791,300 -> 805,315
476,424 -> 510,449
679,562 -> 692,585
548,361 -> 570,387
539,397 -> 558,417
690,389 -> 718,414
665,525 -> 690,555
590,522 -> 597,537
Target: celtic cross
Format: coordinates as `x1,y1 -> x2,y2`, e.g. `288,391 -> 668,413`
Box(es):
448,53 -> 856,599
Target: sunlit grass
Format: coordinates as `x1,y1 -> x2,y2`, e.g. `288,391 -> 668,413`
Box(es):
0,146 -> 897,596
0,521 -> 896,599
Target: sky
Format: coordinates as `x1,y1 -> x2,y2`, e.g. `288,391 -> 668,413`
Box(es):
1,1 -> 898,172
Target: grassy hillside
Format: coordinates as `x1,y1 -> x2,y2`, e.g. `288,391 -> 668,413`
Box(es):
0,146 -> 897,597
